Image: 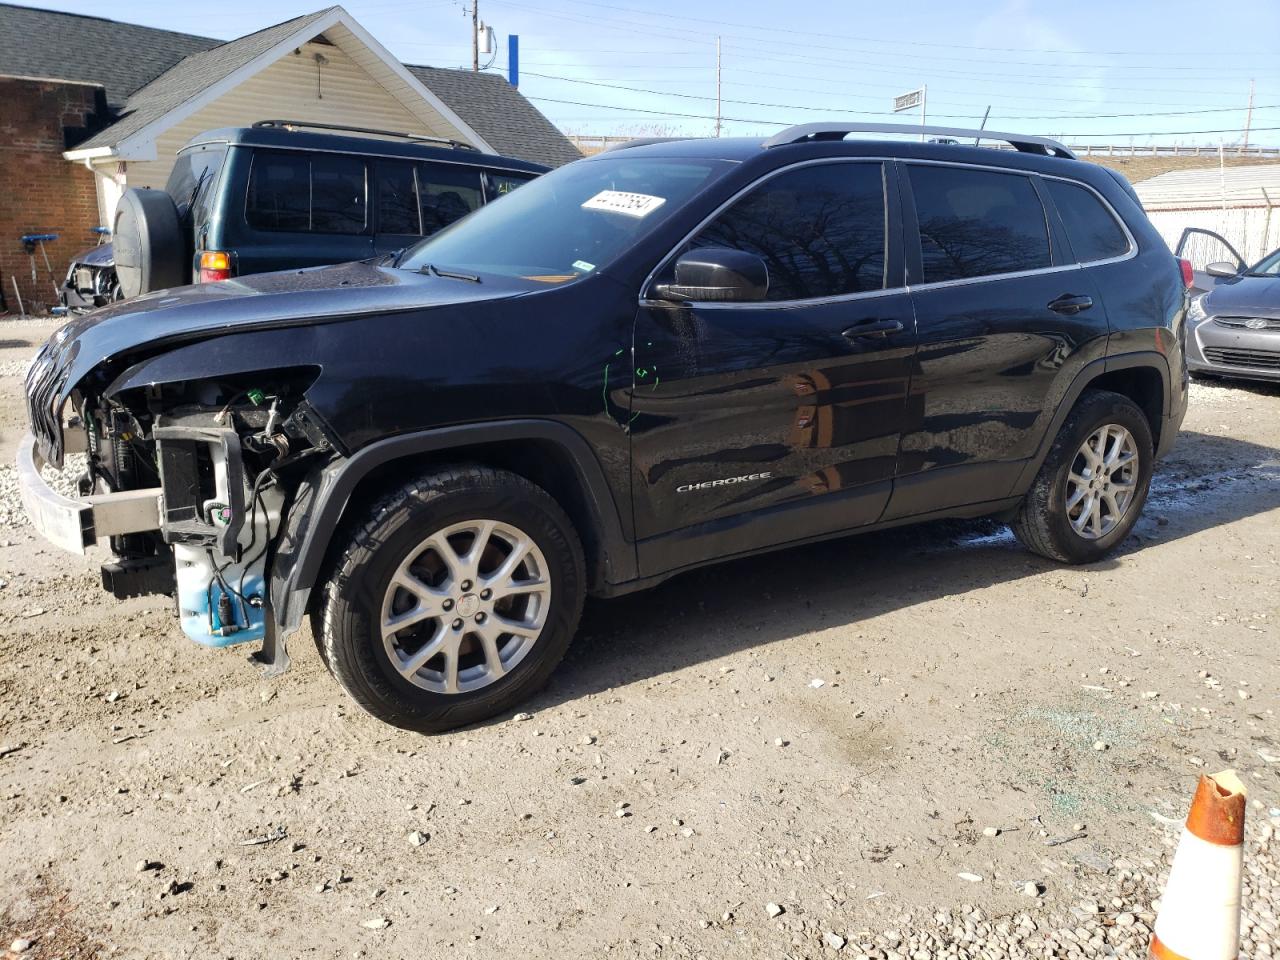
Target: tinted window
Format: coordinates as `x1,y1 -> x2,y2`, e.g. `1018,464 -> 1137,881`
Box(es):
688,162 -> 886,300
165,146 -> 226,227
376,160 -> 420,235
909,166 -> 1050,283
245,152 -> 309,232
310,155 -> 366,234
485,171 -> 535,200
419,165 -> 483,234
1047,180 -> 1129,263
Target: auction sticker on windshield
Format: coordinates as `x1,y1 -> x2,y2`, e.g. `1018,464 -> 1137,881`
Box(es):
582,190 -> 666,218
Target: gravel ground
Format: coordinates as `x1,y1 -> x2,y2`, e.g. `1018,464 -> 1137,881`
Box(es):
1,320 -> 1278,959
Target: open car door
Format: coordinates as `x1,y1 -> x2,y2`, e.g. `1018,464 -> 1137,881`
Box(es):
1175,227 -> 1246,295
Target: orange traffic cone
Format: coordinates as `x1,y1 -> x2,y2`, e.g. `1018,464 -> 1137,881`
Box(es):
1149,769 -> 1247,960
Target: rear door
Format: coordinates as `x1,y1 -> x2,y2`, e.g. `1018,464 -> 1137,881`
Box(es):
630,159 -> 916,572
889,161 -> 1108,519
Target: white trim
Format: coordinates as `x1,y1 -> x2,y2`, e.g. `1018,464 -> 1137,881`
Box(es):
100,6 -> 496,160
63,145 -> 118,161
330,15 -> 496,154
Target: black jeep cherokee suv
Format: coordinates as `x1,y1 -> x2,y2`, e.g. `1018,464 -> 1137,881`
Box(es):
21,123 -> 1190,732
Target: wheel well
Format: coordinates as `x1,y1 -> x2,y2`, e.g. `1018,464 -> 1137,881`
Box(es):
1086,366 -> 1164,448
342,439 -> 613,592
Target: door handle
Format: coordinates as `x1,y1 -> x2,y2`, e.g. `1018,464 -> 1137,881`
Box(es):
1047,294 -> 1094,315
842,318 -> 904,341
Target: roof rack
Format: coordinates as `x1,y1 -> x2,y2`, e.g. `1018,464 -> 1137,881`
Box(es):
251,120 -> 477,151
761,122 -> 1075,160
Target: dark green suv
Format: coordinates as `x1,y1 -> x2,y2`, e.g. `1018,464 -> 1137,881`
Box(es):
59,120 -> 545,310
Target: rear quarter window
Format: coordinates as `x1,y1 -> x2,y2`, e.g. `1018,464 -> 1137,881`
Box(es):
1045,179 -> 1131,263
908,165 -> 1051,283
165,146 -> 227,228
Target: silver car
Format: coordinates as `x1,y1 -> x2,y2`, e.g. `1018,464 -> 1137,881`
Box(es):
1178,228 -> 1280,383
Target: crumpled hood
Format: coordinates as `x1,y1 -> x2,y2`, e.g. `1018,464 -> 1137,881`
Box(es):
38,260 -> 533,401
68,242 -> 115,269
26,260 -> 540,463
1203,274 -> 1280,318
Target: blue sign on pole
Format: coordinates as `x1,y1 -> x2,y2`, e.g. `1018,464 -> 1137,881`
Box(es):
508,35 -> 519,87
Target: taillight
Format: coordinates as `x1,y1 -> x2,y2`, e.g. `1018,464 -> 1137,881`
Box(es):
198,251 -> 232,283
1177,257 -> 1194,289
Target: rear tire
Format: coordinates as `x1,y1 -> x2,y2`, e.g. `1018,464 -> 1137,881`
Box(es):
316,465 -> 585,732
1012,390 -> 1154,564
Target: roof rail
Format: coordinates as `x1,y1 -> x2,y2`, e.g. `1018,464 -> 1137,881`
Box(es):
761,122 -> 1075,159
251,120 -> 477,151
607,136 -> 696,151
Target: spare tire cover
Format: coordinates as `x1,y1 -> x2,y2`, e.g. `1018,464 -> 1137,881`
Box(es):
113,188 -> 185,299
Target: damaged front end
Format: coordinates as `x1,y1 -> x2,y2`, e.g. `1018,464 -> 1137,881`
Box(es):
20,345 -> 332,675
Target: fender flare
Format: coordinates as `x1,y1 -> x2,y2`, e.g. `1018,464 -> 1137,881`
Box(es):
269,419 -> 637,638
1011,350 -> 1172,495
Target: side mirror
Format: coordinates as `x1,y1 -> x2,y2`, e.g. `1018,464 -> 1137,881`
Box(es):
1205,261 -> 1240,278
652,247 -> 768,303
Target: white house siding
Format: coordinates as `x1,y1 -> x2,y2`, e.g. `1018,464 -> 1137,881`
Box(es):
105,37 -> 468,192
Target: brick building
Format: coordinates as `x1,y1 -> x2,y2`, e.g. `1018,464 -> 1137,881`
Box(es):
0,3 -> 578,315
0,77 -> 108,313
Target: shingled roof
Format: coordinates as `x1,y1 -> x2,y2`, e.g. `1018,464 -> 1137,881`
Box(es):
0,3 -> 217,109
71,8 -> 339,152
0,2 -> 580,168
407,65 -> 581,168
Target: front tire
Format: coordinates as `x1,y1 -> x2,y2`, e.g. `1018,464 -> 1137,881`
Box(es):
316,465 -> 585,732
1012,390 -> 1154,564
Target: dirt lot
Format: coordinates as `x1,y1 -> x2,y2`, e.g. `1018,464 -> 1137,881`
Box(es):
1,317 -> 1278,959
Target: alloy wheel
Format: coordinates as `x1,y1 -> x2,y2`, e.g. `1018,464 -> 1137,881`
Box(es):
1065,424 -> 1140,541
380,519 -> 550,693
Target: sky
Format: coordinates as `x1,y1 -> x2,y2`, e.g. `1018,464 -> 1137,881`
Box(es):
20,0 -> 1280,146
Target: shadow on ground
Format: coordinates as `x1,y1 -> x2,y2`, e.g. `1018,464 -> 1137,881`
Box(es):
530,429 -> 1280,712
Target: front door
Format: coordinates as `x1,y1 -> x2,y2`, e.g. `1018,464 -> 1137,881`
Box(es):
629,159 -> 916,575
1175,227 -> 1246,295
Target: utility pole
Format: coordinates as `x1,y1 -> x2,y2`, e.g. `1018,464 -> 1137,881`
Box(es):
1241,78 -> 1255,156
471,0 -> 479,72
714,36 -> 722,138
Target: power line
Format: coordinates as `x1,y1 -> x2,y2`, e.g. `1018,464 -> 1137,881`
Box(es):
491,62 -> 1261,112
488,0 -> 1280,60
542,70 -> 1267,112
528,94 -> 1280,139
518,70 -> 1278,122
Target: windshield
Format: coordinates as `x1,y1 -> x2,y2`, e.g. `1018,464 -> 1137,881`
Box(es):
1247,248 -> 1280,277
398,156 -> 732,280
